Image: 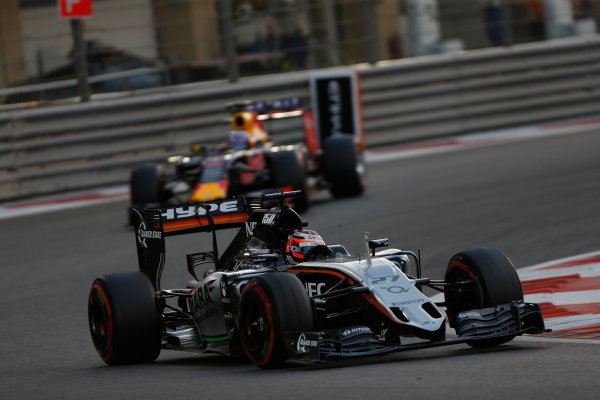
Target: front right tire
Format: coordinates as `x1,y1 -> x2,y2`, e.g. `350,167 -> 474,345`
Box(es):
444,247 -> 524,348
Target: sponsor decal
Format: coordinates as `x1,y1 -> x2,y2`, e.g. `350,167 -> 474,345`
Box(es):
457,311 -> 482,319
192,282 -> 214,312
311,72 -> 358,142
387,286 -> 409,294
245,222 -> 257,236
137,221 -> 161,248
342,327 -> 371,337
253,249 -> 272,254
161,199 -> 244,221
391,298 -> 426,306
296,333 -> 318,352
370,275 -> 403,284
305,282 -> 326,297
220,280 -> 230,303
328,80 -> 343,136
262,212 -> 277,225
252,255 -> 278,264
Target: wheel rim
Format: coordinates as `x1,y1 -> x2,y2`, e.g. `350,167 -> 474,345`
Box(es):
88,284 -> 113,361
242,298 -> 267,351
445,260 -> 481,318
239,284 -> 275,366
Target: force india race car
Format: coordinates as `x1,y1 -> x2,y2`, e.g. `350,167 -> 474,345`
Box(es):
129,98 -> 365,215
88,192 -> 548,368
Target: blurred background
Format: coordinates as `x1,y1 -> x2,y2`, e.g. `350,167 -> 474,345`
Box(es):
1,0 -> 599,103
2,0 -> 600,202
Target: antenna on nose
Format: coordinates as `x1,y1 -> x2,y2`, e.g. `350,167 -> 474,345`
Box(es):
364,232 -> 372,268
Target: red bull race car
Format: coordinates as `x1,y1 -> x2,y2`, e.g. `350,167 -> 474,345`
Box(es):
129,71 -> 367,217
88,191 -> 548,368
129,97 -> 365,221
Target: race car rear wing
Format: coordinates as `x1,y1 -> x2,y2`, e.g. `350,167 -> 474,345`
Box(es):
229,69 -> 365,154
132,198 -> 255,289
132,192 -> 303,290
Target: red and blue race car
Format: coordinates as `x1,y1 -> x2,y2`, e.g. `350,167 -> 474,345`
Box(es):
129,98 -> 365,215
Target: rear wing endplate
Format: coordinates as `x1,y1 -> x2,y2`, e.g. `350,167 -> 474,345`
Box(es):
131,193 -> 302,289
131,198 -> 251,289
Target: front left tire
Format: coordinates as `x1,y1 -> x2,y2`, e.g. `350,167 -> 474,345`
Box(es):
237,273 -> 314,368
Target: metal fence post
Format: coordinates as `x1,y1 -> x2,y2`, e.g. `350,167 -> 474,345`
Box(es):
70,19 -> 90,102
307,0 -> 340,68
501,0 -> 514,46
219,0 -> 239,83
363,0 -> 379,65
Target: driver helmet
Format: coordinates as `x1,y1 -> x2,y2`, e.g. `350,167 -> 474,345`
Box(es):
286,230 -> 326,263
228,129 -> 250,150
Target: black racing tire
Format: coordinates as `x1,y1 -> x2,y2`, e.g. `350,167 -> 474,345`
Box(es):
88,272 -> 161,365
238,273 -> 314,369
130,164 -> 165,205
270,149 -> 310,211
322,135 -> 365,198
444,247 -> 524,348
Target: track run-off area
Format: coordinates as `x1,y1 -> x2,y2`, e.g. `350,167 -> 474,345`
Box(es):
1,117 -> 599,399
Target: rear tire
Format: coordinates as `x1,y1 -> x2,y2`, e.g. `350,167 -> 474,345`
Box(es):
88,272 -> 161,365
322,135 -> 365,198
130,164 -> 165,205
270,149 -> 310,211
238,273 -> 314,368
444,247 -> 524,348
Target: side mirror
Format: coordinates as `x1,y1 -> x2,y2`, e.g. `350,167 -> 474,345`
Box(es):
368,238 -> 389,256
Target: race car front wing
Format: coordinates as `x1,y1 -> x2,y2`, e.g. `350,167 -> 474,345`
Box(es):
285,301 -> 549,362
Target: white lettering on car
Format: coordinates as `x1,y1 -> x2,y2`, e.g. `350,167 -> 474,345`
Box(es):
161,200 -> 244,221
136,221 -> 162,248
161,208 -> 175,221
245,222 -> 257,236
262,213 -> 277,225
296,333 -> 318,352
220,200 -> 239,213
305,282 -> 326,297
328,80 -> 342,135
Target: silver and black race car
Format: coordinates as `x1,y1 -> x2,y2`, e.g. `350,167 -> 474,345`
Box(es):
88,191 -> 548,368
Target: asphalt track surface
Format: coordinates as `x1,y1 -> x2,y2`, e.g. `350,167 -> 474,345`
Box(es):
2,128 -> 600,399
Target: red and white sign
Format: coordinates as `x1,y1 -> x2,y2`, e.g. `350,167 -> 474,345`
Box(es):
58,0 -> 93,18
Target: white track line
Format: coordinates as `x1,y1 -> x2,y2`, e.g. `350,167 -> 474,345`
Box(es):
0,186 -> 129,220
